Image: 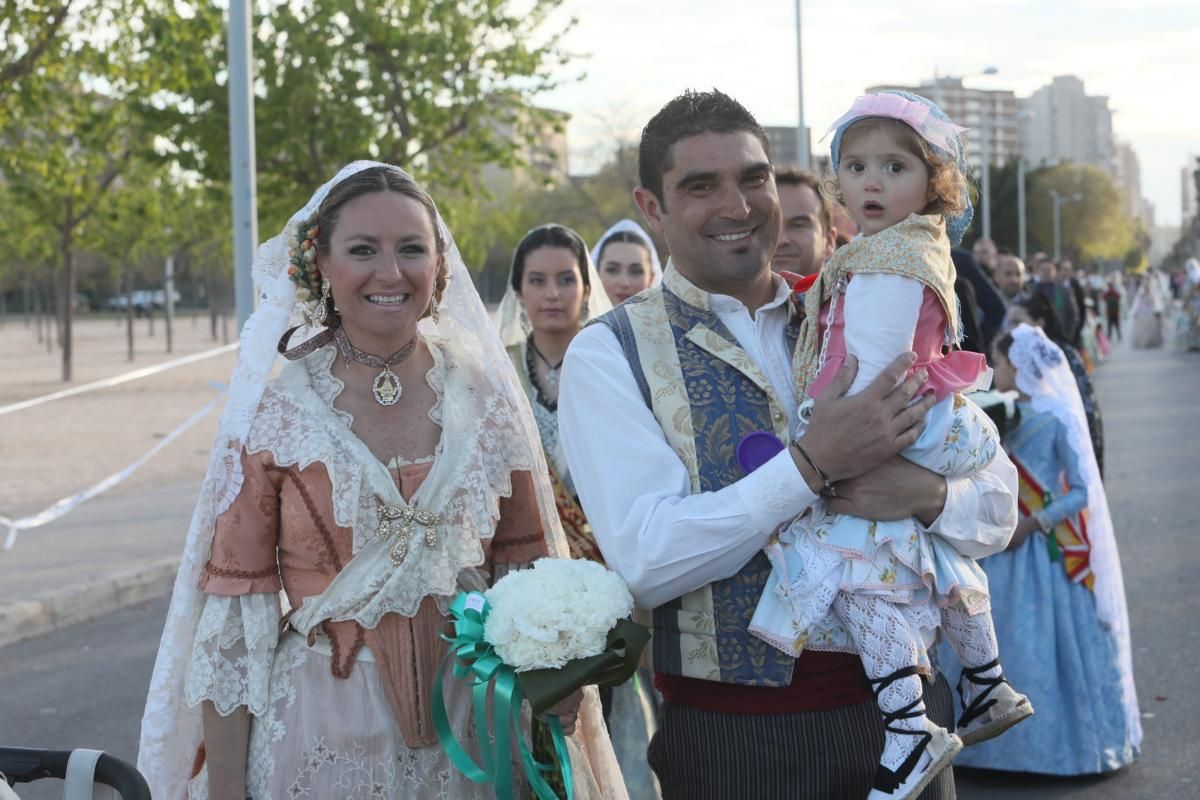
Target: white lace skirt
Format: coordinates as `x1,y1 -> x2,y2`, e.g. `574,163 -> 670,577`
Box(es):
189,632 -> 624,800
748,394 -> 998,661
188,630 -> 492,798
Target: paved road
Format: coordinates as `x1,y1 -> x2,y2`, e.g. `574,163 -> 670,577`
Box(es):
0,596 -> 165,800
1,339 -> 1197,799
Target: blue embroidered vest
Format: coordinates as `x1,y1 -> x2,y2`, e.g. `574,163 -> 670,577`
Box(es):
594,266 -> 800,686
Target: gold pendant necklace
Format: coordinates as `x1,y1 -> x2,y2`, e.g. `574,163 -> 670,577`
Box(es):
334,327 -> 419,407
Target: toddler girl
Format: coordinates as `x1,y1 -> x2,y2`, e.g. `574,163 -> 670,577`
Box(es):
749,91 -> 1032,800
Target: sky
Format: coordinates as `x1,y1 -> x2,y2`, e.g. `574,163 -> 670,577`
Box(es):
538,0 -> 1200,227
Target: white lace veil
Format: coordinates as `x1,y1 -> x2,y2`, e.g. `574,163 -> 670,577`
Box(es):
137,162 -> 576,798
493,224 -> 613,349
1008,323 -> 1142,747
589,218 -> 663,290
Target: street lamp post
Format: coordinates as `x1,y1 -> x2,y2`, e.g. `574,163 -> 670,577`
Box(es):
976,67 -> 999,242
228,0 -> 258,333
1016,109 -> 1033,261
981,104 -> 991,241
1017,156 -> 1027,260
1050,190 -> 1083,260
794,0 -> 808,170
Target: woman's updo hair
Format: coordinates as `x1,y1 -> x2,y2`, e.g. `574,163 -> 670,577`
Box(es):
1016,292 -> 1068,346
830,116 -> 970,220
596,230 -> 651,265
510,224 -> 591,293
314,166 -> 448,314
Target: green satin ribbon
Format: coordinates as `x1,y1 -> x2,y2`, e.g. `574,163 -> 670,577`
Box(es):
432,591 -> 574,800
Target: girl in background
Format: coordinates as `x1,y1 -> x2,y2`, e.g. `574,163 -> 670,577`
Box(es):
941,324 -> 1141,775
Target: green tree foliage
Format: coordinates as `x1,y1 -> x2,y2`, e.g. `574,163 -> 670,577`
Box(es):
1026,164 -> 1138,264
146,0 -> 575,233
964,162 -> 1144,268
442,140 -> 651,301
0,0 -> 75,112
0,0 -> 160,379
3,0 -> 577,378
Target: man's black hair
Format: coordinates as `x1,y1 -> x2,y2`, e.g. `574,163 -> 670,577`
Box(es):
638,89 -> 770,208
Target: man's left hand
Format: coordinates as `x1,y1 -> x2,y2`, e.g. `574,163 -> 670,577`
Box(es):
826,456 -> 947,527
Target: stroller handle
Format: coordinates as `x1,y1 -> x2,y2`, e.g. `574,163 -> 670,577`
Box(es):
0,748 -> 150,800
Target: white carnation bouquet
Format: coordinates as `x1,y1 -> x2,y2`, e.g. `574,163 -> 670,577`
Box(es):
484,558 -> 634,671
434,558 -> 649,799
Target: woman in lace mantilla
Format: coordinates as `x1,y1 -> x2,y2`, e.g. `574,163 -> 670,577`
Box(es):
138,163 -> 626,800
939,325 -> 1140,774
494,225 -> 660,799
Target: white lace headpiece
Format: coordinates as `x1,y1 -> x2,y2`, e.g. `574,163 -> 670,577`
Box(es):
589,218 -> 663,289
493,223 -> 613,349
138,162 -> 573,797
1185,257 -> 1200,287
1007,323 -> 1141,746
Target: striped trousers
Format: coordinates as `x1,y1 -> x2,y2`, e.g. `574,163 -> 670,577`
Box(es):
646,673 -> 957,800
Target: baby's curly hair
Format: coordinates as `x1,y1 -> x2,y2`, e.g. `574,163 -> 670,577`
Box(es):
827,116 -> 970,219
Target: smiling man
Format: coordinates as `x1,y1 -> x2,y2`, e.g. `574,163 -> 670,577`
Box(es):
558,90 -> 1016,799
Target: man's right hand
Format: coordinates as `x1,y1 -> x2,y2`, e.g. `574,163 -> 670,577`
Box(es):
794,352 -> 934,484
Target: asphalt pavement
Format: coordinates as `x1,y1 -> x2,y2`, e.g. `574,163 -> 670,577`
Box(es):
0,337 -> 1197,800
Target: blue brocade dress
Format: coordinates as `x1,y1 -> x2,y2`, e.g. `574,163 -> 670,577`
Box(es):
939,402 -> 1139,774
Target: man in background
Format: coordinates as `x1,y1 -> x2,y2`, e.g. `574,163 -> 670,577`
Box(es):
952,246 -> 1006,355
772,168 -> 836,279
1033,256 -> 1080,348
1060,259 -> 1089,346
972,237 -> 999,279
994,254 -> 1028,303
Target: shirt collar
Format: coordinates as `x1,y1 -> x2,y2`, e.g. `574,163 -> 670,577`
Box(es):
709,272 -> 792,316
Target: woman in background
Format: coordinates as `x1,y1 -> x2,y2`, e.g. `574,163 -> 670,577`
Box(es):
590,219 -> 662,305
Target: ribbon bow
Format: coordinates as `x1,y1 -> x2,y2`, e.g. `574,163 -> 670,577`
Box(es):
432,592 -> 574,800
823,93 -> 969,156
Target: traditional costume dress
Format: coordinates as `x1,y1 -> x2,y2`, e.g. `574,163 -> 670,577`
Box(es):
749,214 -> 1000,666
138,163 -> 626,800
940,324 -> 1142,775
1131,274 -> 1165,349
750,92 -> 1029,800
493,225 -> 613,565
493,226 -> 661,800
1178,258 -> 1200,352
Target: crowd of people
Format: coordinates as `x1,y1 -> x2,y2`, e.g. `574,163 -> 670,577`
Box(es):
134,85 -> 1194,799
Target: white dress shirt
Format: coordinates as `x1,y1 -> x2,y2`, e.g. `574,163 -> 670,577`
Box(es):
559,274 -> 1017,609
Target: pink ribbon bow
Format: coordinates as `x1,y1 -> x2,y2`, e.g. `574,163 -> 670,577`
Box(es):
823,93 -> 969,155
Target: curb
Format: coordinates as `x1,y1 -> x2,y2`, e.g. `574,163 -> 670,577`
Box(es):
0,556 -> 180,649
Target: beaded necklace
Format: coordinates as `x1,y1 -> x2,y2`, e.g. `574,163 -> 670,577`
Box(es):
524,336 -> 557,412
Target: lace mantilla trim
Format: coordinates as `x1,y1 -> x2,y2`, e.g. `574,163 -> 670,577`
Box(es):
243,326 -> 537,624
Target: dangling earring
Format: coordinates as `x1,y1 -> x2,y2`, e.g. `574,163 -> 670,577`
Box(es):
519,304 -> 532,336
429,296 -> 440,324
309,277 -> 331,326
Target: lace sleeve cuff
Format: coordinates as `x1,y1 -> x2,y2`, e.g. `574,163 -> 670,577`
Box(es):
184,592 -> 281,717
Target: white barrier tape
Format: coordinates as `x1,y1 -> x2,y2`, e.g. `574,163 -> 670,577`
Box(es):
1,387 -> 226,551
0,342 -> 238,417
